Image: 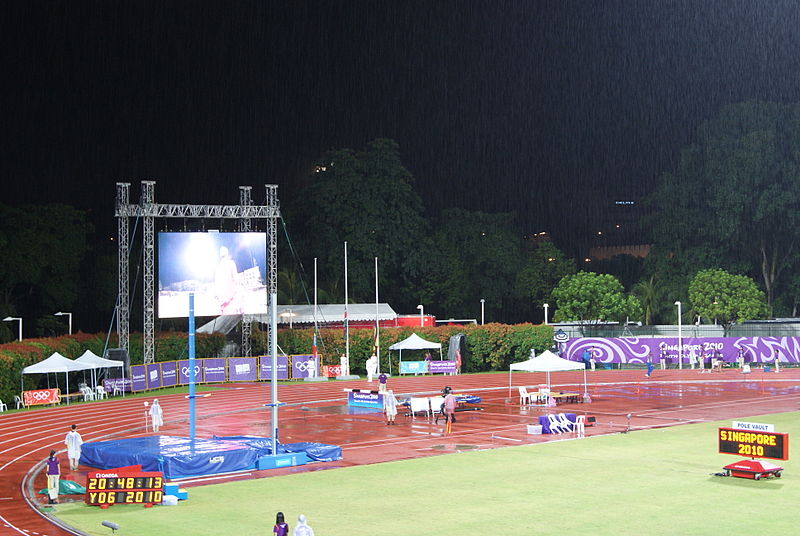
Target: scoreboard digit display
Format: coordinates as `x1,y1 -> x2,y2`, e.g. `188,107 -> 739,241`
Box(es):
85,469 -> 165,505
718,427 -> 788,461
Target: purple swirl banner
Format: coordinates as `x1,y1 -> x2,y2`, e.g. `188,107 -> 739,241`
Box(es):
564,336 -> 800,365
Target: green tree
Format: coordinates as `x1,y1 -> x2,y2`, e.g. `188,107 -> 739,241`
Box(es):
647,101 -> 800,307
288,139 -> 428,312
552,271 -> 642,323
688,268 -> 769,326
0,204 -> 91,340
514,241 -> 576,322
632,274 -> 660,326
420,209 -> 527,322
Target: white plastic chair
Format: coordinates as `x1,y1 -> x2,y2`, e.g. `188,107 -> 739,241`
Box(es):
430,397 -> 445,422
80,386 -> 95,401
556,413 -> 574,432
518,386 -> 532,405
0,399 -> 7,412
409,397 -> 431,419
546,413 -> 568,434
14,395 -> 23,409
95,385 -> 107,399
574,415 -> 585,438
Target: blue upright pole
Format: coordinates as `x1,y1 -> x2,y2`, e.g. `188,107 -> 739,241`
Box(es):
189,293 -> 196,442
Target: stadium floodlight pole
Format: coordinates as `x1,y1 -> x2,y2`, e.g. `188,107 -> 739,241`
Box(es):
3,316 -> 22,341
54,312 -> 72,335
543,303 -> 549,325
675,301 -> 682,370
480,299 -> 485,325
417,304 -> 424,327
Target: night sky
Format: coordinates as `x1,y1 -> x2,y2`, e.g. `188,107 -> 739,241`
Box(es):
5,1 -> 800,248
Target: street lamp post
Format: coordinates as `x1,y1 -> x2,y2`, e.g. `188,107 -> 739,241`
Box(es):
543,303 -> 549,325
54,311 -> 72,335
3,316 -> 22,341
416,304 -> 424,327
480,299 -> 485,325
674,301 -> 682,370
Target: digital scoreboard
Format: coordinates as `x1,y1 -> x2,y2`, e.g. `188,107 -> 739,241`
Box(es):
85,469 -> 164,505
718,427 -> 788,461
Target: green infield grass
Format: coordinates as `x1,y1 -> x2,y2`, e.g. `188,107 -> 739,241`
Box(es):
53,412 -> 797,535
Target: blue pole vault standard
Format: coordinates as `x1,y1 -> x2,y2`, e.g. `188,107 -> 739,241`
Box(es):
189,293 -> 196,442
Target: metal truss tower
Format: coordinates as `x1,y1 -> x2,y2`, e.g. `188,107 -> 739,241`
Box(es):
239,186 -> 253,357
115,182 -> 280,364
115,183 -> 131,356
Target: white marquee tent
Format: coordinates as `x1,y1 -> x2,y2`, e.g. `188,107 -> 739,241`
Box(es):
388,333 -> 443,374
75,350 -> 125,390
508,349 -> 588,398
22,352 -> 94,404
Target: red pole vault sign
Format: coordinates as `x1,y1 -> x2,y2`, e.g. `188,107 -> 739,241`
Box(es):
718,424 -> 788,480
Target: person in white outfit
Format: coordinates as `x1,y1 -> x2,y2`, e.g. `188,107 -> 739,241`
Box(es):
64,424 -> 83,471
293,514 -> 315,536
366,354 -> 379,382
383,390 -> 399,425
149,399 -> 164,433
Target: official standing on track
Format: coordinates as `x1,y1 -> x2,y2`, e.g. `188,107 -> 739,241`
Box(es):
45,449 -> 60,504
64,424 -> 83,471
149,399 -> 164,433
443,386 -> 457,434
383,390 -> 398,425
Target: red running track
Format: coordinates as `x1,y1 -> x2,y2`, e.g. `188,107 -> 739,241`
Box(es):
2,368 -> 799,535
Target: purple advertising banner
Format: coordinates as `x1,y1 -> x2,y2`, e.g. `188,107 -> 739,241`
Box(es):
228,357 -> 258,381
178,359 -> 205,384
291,355 -> 317,379
565,336 -> 800,365
103,377 -> 131,394
428,360 -> 457,374
204,358 -> 227,383
146,363 -> 162,390
161,361 -> 178,387
130,365 -> 147,391
259,355 -> 289,380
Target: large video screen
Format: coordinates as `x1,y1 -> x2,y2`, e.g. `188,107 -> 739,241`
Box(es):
158,232 -> 268,318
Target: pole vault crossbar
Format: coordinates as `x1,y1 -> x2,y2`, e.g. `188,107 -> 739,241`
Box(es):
114,182 -> 280,365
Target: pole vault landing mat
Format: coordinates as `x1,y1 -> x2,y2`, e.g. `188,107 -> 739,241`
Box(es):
79,436 -> 342,479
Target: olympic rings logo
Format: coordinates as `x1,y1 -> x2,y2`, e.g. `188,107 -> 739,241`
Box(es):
29,390 -> 56,401
180,366 -> 202,376
293,359 -> 315,372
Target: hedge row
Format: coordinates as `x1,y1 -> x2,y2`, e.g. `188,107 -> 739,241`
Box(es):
0,324 -> 553,402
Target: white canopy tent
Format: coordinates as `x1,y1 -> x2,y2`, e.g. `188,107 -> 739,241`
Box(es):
508,349 -> 588,399
75,350 -> 125,392
22,352 -> 94,404
388,333 -> 443,375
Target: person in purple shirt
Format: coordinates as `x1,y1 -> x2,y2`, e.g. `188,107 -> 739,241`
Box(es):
45,449 -> 60,504
378,372 -> 388,393
273,512 -> 289,536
